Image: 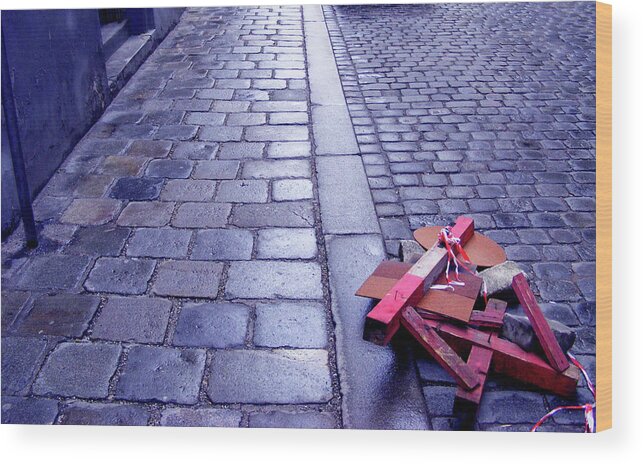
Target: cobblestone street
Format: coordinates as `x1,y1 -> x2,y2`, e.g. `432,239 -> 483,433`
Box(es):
2,3 -> 596,431
326,2 -> 596,431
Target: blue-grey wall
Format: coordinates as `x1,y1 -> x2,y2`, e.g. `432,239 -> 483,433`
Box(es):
1,9 -> 109,235
1,8 -> 183,237
2,110 -> 20,235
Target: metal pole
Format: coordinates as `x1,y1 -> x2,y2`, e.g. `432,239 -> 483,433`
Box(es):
1,30 -> 38,248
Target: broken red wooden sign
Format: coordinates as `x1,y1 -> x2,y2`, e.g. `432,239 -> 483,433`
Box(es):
356,216 -> 579,424
512,273 -> 570,372
363,216 -> 475,345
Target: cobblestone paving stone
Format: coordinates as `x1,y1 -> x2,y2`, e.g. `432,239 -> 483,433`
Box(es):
325,2 -> 596,431
1,6 -> 341,427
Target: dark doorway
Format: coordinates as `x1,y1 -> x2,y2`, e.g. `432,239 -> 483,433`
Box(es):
99,9 -> 126,25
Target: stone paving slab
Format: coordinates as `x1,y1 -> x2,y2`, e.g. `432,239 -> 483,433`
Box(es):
242,159 -> 310,179
225,261 -> 323,299
312,106 -> 360,156
215,180 -> 269,203
67,225 -> 130,256
160,179 -> 217,202
58,401 -> 150,426
267,141 -> 311,159
324,234 -> 429,430
60,198 -> 122,225
15,294 -> 100,338
254,302 -> 327,349
160,407 -> 242,427
126,228 -> 192,258
152,260 -> 223,299
173,302 -> 250,348
1,336 -> 50,395
91,296 -> 172,343
191,229 -> 254,261
172,203 -> 231,228
230,202 -> 314,228
1,396 -> 59,425
248,410 -> 336,429
256,228 -> 317,259
207,350 -> 333,404
0,290 -> 30,332
117,201 -> 174,226
109,177 -> 164,201
33,342 -> 121,399
84,257 -> 156,295
316,156 -> 380,235
272,179 -> 313,201
12,255 -> 91,291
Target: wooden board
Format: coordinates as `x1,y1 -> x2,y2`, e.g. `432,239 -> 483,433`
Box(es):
363,216 -> 475,345
356,259 -> 481,322
455,299 -> 506,407
413,226 -> 507,268
417,309 -> 504,330
401,307 -> 479,390
456,346 -> 493,406
512,274 -> 570,372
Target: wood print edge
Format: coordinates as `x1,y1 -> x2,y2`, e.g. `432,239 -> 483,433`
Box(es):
596,0 -> 612,432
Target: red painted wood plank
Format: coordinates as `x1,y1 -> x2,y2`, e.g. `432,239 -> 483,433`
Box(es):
450,216 -> 474,244
401,307 -> 480,390
469,310 -> 505,328
364,216 -> 475,345
423,319 -> 579,397
511,273 -> 570,372
491,338 -> 578,397
455,299 -> 506,407
417,309 -> 504,329
414,226 -> 507,268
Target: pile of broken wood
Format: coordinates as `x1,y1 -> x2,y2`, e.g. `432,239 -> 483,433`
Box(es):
356,216 -> 589,431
